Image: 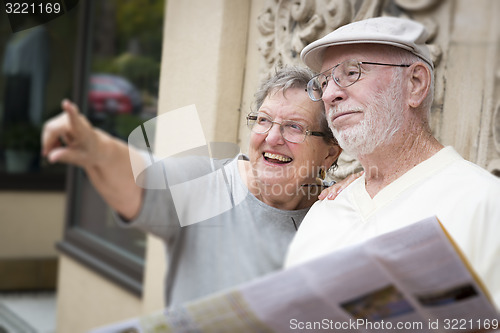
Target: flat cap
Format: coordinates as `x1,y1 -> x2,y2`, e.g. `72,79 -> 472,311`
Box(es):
301,16 -> 433,72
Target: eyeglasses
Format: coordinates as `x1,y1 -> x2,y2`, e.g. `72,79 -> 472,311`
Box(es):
246,114 -> 325,143
306,59 -> 411,101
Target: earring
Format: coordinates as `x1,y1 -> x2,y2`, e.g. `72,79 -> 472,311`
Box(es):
318,167 -> 326,181
316,167 -> 336,187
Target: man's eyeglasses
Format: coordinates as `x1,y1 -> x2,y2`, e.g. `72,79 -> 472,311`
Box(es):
246,114 -> 325,143
306,59 -> 411,101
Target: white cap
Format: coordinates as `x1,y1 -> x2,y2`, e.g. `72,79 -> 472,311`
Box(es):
301,16 -> 434,72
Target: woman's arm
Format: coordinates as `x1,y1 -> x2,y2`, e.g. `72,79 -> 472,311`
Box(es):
42,99 -> 144,220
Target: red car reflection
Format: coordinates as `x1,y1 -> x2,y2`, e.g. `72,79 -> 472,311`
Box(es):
88,74 -> 142,116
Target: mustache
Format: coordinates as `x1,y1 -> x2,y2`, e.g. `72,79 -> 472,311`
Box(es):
327,106 -> 363,118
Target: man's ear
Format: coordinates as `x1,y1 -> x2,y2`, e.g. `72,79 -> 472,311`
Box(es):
324,144 -> 342,170
408,62 -> 431,108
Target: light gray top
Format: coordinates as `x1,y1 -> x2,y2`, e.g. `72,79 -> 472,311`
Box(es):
117,155 -> 309,307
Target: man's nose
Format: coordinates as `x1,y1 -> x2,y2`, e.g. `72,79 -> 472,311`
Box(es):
321,79 -> 347,105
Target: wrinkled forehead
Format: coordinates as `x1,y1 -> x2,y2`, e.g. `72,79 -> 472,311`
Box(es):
320,43 -> 405,71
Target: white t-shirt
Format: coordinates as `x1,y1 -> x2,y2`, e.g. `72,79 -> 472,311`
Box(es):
285,146 -> 500,309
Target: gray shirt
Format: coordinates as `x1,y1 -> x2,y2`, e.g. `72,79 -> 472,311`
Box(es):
117,155 -> 308,307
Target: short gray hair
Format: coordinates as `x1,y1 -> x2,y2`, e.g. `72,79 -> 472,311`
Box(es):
388,47 -> 435,117
253,66 -> 336,146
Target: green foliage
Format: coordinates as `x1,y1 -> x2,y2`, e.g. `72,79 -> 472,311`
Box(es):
115,53 -> 160,92
92,113 -> 144,141
113,0 -> 165,60
92,55 -> 119,74
92,53 -> 160,96
112,114 -> 145,140
90,0 -> 165,104
1,123 -> 41,151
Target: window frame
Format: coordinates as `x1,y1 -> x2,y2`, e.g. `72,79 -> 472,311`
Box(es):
56,0 -> 148,297
0,172 -> 65,191
0,5 -> 71,191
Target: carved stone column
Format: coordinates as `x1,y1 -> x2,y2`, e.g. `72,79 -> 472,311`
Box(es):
483,1 -> 500,175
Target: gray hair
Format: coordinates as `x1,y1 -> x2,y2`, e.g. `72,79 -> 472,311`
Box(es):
387,47 -> 435,118
253,66 -> 336,146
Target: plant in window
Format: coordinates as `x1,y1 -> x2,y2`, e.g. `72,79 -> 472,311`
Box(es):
1,122 -> 41,173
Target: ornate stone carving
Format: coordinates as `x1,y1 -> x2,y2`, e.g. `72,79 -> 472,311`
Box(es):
494,103 -> 500,153
258,0 -> 442,73
394,0 -> 441,12
488,26 -> 500,176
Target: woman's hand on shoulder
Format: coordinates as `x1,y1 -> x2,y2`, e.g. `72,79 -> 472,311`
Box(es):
318,171 -> 363,201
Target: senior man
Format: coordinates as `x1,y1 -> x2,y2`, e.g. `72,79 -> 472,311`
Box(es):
285,16 -> 500,308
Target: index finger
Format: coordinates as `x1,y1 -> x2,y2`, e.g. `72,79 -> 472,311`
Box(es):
41,111 -> 68,156
62,99 -> 85,133
41,99 -> 83,156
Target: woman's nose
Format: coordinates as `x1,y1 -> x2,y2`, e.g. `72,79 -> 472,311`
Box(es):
265,122 -> 285,145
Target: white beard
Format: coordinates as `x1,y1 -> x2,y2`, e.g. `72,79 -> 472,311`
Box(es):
328,72 -> 405,157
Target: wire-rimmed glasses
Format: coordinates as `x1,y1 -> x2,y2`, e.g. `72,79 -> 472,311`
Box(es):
246,114 -> 325,143
306,59 -> 411,101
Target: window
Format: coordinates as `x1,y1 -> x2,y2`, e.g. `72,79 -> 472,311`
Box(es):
57,0 -> 165,295
0,2 -> 80,190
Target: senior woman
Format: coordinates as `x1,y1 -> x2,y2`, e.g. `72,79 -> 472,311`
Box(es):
42,66 -> 342,307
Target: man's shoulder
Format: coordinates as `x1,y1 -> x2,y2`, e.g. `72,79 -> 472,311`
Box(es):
419,155 -> 500,210
447,156 -> 500,189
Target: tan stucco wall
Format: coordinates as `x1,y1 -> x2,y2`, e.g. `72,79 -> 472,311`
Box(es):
158,0 -> 251,143
55,255 -> 142,333
0,192 -> 65,258
440,0 -> 499,166
238,0 -> 266,153
142,0 -> 254,313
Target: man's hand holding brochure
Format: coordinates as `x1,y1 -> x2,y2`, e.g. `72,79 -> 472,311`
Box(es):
91,216 -> 500,332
